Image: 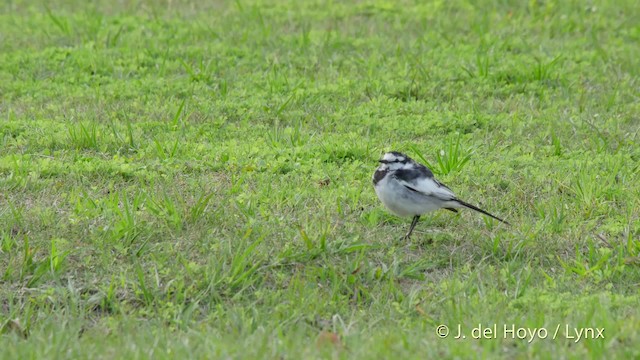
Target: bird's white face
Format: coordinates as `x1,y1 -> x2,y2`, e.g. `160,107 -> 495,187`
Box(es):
382,152 -> 405,163
378,152 -> 410,171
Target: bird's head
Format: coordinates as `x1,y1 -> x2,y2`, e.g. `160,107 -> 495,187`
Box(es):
378,151 -> 412,170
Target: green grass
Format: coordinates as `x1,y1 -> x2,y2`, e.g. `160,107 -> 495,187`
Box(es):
1,0 -> 639,358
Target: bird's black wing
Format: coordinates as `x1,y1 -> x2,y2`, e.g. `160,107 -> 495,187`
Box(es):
393,167 -> 457,201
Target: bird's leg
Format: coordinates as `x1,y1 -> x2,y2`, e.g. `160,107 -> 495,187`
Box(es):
403,215 -> 420,240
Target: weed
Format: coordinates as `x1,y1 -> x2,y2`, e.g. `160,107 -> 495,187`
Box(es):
1,0 -> 639,358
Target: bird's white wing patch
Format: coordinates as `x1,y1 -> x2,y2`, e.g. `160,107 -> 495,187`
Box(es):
395,176 -> 456,201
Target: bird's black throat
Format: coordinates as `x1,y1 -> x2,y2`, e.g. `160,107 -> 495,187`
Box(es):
372,168 -> 388,185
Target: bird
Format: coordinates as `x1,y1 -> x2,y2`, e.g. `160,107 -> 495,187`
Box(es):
372,151 -> 509,239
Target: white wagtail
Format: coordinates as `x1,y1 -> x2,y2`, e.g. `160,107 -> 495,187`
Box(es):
373,151 -> 509,239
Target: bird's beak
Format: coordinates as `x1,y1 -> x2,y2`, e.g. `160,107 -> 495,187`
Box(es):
378,159 -> 387,164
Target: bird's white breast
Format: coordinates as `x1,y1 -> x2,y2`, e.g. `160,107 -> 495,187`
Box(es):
374,173 -> 444,217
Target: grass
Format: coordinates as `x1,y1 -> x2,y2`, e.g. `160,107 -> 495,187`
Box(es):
1,0 -> 639,358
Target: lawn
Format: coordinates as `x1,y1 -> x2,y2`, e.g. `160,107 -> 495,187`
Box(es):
1,0 -> 639,358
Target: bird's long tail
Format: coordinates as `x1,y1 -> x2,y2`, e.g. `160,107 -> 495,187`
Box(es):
454,199 -> 510,225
